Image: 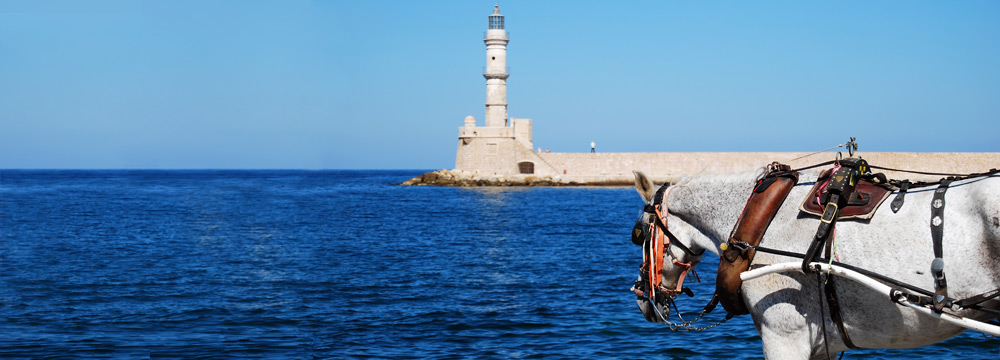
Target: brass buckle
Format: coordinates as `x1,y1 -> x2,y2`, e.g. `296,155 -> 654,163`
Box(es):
821,202 -> 839,224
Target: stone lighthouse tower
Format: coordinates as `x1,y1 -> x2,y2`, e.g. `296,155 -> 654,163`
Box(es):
455,5 -> 544,177
484,5 -> 509,127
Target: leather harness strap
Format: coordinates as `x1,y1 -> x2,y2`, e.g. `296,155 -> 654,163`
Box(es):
823,242 -> 859,349
717,163 -> 798,315
802,158 -> 869,273
930,179 -> 952,313
800,158 -> 870,349
890,180 -> 909,213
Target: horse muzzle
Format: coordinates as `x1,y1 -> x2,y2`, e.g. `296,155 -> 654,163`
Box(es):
633,279 -> 697,323
636,295 -> 671,323
632,278 -> 680,323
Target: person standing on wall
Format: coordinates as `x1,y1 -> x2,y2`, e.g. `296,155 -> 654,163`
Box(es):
591,141 -> 596,153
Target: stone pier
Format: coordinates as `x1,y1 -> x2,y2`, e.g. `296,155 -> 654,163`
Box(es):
402,152 -> 1000,186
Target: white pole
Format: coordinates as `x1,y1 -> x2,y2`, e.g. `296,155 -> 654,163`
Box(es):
741,262 -> 1000,336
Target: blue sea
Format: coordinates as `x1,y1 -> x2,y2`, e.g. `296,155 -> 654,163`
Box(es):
1,170 -> 996,359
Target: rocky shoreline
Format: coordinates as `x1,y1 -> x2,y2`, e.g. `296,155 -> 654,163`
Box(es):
400,169 -> 634,187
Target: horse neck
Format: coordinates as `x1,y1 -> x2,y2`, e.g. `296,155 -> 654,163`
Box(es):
667,173 -> 758,253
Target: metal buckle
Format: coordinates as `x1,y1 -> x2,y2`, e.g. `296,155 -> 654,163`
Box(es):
821,202 -> 839,224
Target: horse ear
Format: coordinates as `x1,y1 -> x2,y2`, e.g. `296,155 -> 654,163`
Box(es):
633,170 -> 655,203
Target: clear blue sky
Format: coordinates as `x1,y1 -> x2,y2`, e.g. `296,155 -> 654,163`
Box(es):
2,1 -> 998,169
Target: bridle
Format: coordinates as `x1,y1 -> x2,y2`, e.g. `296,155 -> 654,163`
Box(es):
630,183 -> 736,331
632,184 -> 705,304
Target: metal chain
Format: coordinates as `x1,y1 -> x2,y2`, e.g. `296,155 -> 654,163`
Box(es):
645,295 -> 731,332
668,316 -> 731,332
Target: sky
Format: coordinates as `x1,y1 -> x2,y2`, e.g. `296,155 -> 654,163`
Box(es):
1,1 -> 998,170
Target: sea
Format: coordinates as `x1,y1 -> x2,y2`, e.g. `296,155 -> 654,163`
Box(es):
1,170 -> 996,359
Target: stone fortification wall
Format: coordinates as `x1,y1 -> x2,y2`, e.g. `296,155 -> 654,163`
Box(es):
455,137 -> 519,175
408,151 -> 998,186
537,152 -> 1000,183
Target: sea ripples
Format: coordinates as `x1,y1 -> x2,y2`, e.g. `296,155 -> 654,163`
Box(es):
1,170 -> 995,358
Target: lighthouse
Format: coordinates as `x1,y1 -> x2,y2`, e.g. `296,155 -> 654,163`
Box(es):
483,5 -> 509,128
455,5 -> 541,176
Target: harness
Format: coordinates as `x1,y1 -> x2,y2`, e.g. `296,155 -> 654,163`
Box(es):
717,162 -> 798,315
929,180 -> 953,313
800,157 -> 871,273
719,160 -> 1000,352
633,151 -> 1000,343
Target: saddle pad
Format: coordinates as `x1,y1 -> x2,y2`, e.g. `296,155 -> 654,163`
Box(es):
799,169 -> 893,220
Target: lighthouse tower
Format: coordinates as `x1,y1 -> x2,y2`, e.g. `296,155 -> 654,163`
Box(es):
455,5 -> 544,177
484,5 -> 509,127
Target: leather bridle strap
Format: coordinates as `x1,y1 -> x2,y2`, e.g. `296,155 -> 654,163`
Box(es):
648,185 -> 703,297
650,184 -> 705,258
663,224 -> 705,257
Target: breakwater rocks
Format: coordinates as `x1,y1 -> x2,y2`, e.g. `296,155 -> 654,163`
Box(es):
400,169 -> 634,187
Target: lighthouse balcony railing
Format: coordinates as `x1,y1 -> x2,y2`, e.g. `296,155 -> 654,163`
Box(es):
482,66 -> 510,76
483,31 -> 509,40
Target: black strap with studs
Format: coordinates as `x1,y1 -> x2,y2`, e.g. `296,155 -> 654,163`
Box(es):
930,179 -> 952,313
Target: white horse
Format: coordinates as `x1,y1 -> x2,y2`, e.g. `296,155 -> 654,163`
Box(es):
631,168 -> 1000,359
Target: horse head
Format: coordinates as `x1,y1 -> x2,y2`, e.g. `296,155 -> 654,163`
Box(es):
631,171 -> 706,323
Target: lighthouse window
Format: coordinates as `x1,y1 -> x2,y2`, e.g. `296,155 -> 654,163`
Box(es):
492,57 -> 496,60
489,16 -> 504,29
